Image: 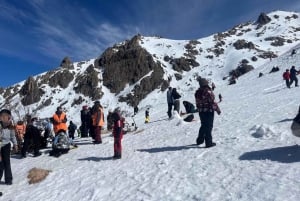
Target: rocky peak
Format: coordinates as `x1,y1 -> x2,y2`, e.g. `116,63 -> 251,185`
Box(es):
256,13 -> 271,28
60,56 -> 74,69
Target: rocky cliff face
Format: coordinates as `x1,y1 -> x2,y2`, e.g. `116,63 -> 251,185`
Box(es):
96,35 -> 165,106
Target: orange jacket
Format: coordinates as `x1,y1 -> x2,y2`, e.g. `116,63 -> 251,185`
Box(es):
15,123 -> 26,138
52,112 -> 67,134
92,107 -> 104,127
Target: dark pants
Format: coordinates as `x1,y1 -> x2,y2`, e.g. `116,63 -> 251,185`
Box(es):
290,77 -> 298,87
197,112 -> 214,146
0,143 -> 13,183
21,135 -> 40,157
285,79 -> 290,88
167,103 -> 173,118
173,100 -> 180,114
114,137 -> 122,157
80,123 -> 89,137
94,126 -> 102,143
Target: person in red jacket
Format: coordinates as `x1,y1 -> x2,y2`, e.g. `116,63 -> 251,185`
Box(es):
282,69 -> 290,88
112,111 -> 124,159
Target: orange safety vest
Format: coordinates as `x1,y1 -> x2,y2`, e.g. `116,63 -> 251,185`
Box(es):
92,108 -> 104,127
53,112 -> 68,134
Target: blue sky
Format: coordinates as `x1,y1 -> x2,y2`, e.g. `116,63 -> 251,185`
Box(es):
0,0 -> 300,87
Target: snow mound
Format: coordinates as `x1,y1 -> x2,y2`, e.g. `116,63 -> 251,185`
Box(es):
250,124 -> 278,139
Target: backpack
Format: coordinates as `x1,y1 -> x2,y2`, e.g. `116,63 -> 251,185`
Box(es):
52,131 -> 70,151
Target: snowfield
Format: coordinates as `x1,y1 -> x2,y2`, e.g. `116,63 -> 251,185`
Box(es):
2,47 -> 300,201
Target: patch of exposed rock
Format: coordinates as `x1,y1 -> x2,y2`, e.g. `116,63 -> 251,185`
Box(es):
19,76 -> 44,106
48,70 -> 74,88
74,64 -> 103,100
95,35 -> 165,105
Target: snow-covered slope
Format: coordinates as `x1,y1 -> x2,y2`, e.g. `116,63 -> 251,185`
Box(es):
1,31 -> 300,201
1,11 -> 300,126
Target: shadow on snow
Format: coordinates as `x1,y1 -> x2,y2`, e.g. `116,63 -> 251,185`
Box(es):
78,156 -> 113,162
239,145 -> 300,163
137,144 -> 203,153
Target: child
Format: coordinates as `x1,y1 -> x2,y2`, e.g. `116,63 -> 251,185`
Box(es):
0,109 -> 18,185
112,112 -> 123,159
145,108 -> 150,123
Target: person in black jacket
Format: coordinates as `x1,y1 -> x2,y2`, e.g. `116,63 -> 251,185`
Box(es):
289,66 -> 299,87
21,116 -> 41,158
172,88 -> 181,114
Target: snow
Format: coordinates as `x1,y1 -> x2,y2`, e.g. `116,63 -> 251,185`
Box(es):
1,10 -> 300,201
2,46 -> 300,201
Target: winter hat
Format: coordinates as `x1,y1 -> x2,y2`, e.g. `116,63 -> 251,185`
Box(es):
0,109 -> 11,116
199,78 -> 209,87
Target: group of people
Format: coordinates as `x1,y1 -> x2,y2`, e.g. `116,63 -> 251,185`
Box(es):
282,66 -> 299,88
167,87 -> 182,118
0,103 -> 126,190
166,79 -> 221,147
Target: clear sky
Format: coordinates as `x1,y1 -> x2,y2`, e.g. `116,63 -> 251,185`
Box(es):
1,0 -> 300,87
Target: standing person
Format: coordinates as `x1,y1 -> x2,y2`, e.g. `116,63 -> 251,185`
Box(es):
15,120 -> 26,152
0,109 -> 18,185
91,101 -> 104,144
145,108 -> 150,123
106,110 -> 114,131
289,66 -> 299,87
283,69 -> 291,88
112,111 -> 124,159
21,116 -> 41,158
80,106 -> 91,137
52,106 -> 68,145
167,87 -> 174,119
172,88 -> 181,114
195,78 -> 221,148
134,106 -> 139,116
68,121 -> 77,140
218,94 -> 223,103
211,82 -> 216,91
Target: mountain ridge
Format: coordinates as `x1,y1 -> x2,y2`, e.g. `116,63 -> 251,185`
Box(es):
0,10 -> 300,122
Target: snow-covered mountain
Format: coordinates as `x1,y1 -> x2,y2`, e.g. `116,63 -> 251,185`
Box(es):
1,10 -> 300,125
1,10 -> 300,201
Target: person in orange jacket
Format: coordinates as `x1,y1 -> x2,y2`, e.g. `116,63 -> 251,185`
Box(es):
91,101 -> 104,144
52,106 -> 67,135
15,120 -> 26,150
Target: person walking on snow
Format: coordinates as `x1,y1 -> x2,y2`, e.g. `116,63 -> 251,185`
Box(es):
112,111 -> 124,159
195,78 -> 221,148
167,87 -> 174,119
282,69 -> 291,88
289,66 -> 299,87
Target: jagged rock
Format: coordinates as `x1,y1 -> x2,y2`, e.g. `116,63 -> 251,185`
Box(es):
20,76 -> 44,106
96,35 -> 165,102
74,64 -> 103,100
256,13 -> 271,28
265,36 -> 285,46
0,87 -> 3,94
251,56 -> 258,61
48,70 -> 74,88
60,57 -> 74,69
229,61 -> 254,78
71,96 -> 84,107
233,39 -> 255,50
174,73 -> 183,80
258,51 -> 277,59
